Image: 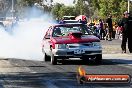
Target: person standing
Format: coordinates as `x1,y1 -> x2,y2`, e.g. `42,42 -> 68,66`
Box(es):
112,22 -> 118,39
118,11 -> 132,53
106,15 -> 113,41
99,19 -> 105,40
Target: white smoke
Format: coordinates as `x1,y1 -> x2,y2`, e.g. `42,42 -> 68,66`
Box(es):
0,7 -> 56,61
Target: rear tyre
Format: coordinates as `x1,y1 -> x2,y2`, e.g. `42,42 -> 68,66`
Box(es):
51,52 -> 57,65
95,54 -> 102,64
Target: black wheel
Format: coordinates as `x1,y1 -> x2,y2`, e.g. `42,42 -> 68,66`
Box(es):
42,48 -> 50,61
95,54 -> 102,64
51,52 -> 57,65
80,56 -> 89,63
44,52 -> 51,61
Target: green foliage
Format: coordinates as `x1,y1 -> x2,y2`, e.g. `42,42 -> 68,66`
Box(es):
120,0 -> 128,14
59,6 -> 76,17
21,0 -> 42,6
75,0 -> 85,15
51,3 -> 65,18
91,0 -> 132,22
16,0 -> 132,21
51,3 -> 78,19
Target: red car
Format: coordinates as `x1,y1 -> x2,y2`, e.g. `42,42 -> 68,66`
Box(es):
42,23 -> 102,65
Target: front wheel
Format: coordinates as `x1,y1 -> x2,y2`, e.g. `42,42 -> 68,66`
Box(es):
44,52 -> 51,61
42,48 -> 50,61
95,54 -> 102,65
80,56 -> 89,63
51,52 -> 57,65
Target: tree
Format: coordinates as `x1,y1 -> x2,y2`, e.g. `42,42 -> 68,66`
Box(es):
51,3 -> 64,18
74,0 -> 94,17
59,6 -> 76,17
15,0 -> 132,21
91,0 -> 130,22
120,0 -> 128,15
21,0 -> 43,6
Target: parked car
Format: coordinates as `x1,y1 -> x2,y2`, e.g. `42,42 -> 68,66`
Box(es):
60,20 -> 79,24
75,15 -> 87,24
62,16 -> 75,20
59,16 -> 76,24
42,23 -> 102,65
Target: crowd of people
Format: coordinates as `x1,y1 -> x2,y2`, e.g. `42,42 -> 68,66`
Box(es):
88,11 -> 132,53
88,15 -> 122,41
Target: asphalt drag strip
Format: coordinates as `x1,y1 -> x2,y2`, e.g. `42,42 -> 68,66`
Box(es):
0,72 -> 131,88
0,59 -> 132,88
0,53 -> 132,88
103,54 -> 132,65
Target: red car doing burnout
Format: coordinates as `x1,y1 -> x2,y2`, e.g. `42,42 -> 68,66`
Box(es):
42,23 -> 102,65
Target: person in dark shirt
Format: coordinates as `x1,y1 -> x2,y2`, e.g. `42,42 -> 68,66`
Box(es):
118,11 -> 132,53
99,19 -> 105,40
106,15 -> 113,41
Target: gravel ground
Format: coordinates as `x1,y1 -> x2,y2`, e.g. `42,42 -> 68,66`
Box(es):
101,39 -> 130,54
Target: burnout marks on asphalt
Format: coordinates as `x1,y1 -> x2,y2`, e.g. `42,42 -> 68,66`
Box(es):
0,72 -> 131,88
0,58 -> 132,88
0,73 -> 45,88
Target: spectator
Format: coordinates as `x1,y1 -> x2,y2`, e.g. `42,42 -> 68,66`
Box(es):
99,19 -> 105,40
118,11 -> 132,53
112,22 -> 118,39
106,15 -> 113,41
115,26 -> 123,40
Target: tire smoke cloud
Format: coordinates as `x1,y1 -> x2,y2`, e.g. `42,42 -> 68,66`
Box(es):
0,7 -> 56,61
